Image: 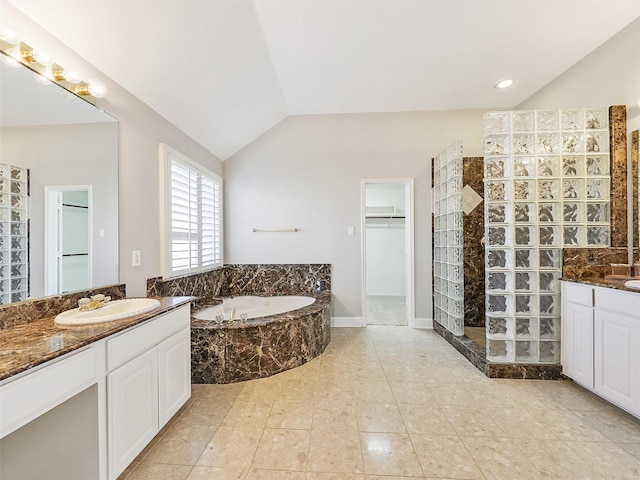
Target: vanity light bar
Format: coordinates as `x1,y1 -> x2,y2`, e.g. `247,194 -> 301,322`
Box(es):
0,32 -> 104,105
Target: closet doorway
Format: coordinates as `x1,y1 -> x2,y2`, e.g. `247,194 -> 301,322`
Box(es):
362,179 -> 414,326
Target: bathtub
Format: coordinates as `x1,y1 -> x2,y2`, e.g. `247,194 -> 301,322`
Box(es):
191,292 -> 331,384
193,295 -> 315,321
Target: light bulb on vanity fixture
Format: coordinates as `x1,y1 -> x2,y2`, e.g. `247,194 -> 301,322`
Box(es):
0,25 -> 105,105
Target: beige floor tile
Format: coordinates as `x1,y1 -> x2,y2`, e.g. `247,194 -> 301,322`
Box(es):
512,438 -> 606,480
565,440 -> 640,480
357,380 -> 396,402
485,406 -> 557,439
410,434 -> 484,479
196,426 -> 262,468
397,404 -> 456,435
527,406 -> 610,442
266,398 -> 314,429
246,469 -> 306,480
461,436 -> 543,480
357,402 -> 406,433
178,396 -> 235,426
312,398 -> 359,431
144,423 -> 217,465
389,380 -> 436,404
619,442 -> 640,461
127,327 -> 640,480
571,409 -> 640,443
124,461 -> 193,480
429,384 -> 479,406
306,473 -> 365,480
360,432 -> 424,477
222,397 -> 273,427
187,466 -> 247,479
276,377 -> 319,399
307,429 -> 364,473
364,476 -> 425,480
440,406 -> 507,438
251,428 -> 311,471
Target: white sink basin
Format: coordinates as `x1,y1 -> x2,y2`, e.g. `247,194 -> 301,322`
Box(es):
624,280 -> 640,289
55,298 -> 161,326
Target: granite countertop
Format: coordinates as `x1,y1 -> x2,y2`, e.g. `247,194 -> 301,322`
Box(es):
562,276 -> 640,293
0,296 -> 193,382
191,291 -> 332,329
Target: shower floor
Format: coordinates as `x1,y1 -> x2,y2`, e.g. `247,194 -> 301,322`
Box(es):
365,295 -> 406,325
464,326 -> 487,348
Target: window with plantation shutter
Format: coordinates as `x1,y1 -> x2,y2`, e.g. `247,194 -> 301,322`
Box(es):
160,144 -> 222,278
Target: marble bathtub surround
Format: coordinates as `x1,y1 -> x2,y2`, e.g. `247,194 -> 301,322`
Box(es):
148,264 -> 333,384
191,292 -> 331,384
148,264 -> 331,310
0,283 -> 126,330
463,157 -> 485,327
0,296 -> 191,381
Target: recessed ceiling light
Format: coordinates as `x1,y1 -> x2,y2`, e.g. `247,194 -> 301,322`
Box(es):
494,78 -> 515,89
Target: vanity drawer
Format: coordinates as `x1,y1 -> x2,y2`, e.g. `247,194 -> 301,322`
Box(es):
562,281 -> 594,307
595,286 -> 640,316
107,306 -> 189,371
0,346 -> 98,438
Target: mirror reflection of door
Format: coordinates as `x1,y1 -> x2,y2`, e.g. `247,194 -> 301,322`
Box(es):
44,186 -> 91,295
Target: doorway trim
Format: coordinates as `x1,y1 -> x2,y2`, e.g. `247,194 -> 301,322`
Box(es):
361,178 -> 415,327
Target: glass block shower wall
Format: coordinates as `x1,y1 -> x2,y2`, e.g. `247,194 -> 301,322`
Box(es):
433,141 -> 464,336
0,163 -> 29,305
483,109 -> 610,363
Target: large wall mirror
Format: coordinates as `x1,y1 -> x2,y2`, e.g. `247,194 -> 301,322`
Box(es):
0,57 -> 118,304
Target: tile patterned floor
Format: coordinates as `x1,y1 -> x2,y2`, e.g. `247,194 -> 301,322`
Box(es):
365,296 -> 406,325
120,327 -> 640,480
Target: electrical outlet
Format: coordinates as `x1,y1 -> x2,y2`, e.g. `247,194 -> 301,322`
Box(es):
132,250 -> 141,267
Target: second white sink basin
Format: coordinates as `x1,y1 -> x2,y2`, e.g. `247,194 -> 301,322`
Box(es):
55,298 -> 161,326
624,280 -> 640,289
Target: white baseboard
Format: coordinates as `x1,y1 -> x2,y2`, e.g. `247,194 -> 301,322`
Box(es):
331,317 -> 365,327
411,317 -> 433,329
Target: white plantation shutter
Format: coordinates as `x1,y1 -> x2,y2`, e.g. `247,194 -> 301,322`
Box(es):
161,144 -> 222,278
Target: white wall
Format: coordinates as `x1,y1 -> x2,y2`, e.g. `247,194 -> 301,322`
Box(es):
365,184 -> 406,296
224,111 -> 486,318
519,17 -> 640,133
2,2 -> 223,297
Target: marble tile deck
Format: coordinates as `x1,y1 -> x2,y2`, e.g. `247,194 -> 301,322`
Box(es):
119,326 -> 640,480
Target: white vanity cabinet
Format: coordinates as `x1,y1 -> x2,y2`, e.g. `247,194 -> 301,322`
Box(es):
593,287 -> 640,417
561,281 -> 640,418
561,281 -> 594,389
107,305 -> 191,479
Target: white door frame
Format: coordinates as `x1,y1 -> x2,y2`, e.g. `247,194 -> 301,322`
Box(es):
44,185 -> 93,295
361,178 -> 415,327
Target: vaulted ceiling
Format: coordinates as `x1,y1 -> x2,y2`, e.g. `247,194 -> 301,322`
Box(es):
7,0 -> 640,160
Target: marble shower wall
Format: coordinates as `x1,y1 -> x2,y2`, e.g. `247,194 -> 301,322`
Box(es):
433,141 -> 465,336
484,108 -> 611,364
462,157 -> 485,327
148,264 -> 331,309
